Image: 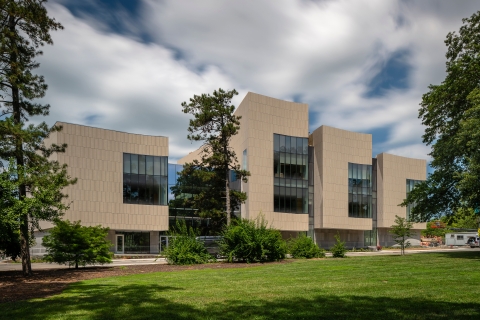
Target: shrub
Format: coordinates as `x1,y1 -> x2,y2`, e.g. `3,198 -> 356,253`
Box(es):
288,234 -> 325,259
43,220 -> 113,269
164,221 -> 213,265
220,215 -> 286,263
330,233 -> 347,258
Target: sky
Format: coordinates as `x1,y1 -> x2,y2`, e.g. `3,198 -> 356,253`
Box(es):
30,0 -> 480,163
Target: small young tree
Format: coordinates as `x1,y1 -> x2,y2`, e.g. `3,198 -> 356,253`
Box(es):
288,233 -> 325,259
43,220 -> 113,269
181,89 -> 250,226
330,233 -> 347,258
390,215 -> 414,255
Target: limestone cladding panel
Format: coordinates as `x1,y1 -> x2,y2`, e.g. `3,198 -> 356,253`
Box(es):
176,92 -> 309,231
47,122 -> 169,231
311,126 -> 372,231
376,153 -> 426,230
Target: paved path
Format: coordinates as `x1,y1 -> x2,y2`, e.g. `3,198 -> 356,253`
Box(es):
0,247 -> 474,272
0,258 -> 167,272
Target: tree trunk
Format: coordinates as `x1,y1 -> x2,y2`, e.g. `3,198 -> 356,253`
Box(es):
226,168 -> 231,226
10,13 -> 32,277
75,261 -> 78,269
20,215 -> 32,276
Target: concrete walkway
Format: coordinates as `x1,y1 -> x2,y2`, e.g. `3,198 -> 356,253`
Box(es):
0,247 -> 474,272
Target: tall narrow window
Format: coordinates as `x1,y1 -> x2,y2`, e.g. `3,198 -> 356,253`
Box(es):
348,162 -> 373,218
273,134 -> 310,214
243,149 -> 247,170
406,179 -> 423,221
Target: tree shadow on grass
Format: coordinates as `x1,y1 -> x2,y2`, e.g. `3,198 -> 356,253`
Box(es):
432,250 -> 480,260
2,282 -> 479,320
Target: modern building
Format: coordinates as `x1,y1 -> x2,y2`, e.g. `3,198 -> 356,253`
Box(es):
32,92 -> 426,255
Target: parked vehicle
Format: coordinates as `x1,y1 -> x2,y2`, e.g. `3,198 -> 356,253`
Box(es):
467,236 -> 479,248
445,232 -> 478,246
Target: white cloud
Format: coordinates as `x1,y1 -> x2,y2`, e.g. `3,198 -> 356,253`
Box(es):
33,1 -> 480,163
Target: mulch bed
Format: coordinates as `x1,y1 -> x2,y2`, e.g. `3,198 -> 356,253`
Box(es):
0,260 -> 291,303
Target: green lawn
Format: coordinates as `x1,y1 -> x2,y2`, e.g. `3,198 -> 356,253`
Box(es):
2,251 -> 480,319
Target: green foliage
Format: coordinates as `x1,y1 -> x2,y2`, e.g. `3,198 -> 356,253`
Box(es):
401,11 -> 480,221
390,216 -> 413,255
0,159 -> 73,260
0,0 -> 72,276
169,163 -> 246,234
43,220 -> 112,269
421,221 -> 448,238
441,208 -> 479,229
164,221 -> 213,265
330,234 -> 347,258
181,88 -> 250,226
220,215 -> 286,263
288,233 -> 325,259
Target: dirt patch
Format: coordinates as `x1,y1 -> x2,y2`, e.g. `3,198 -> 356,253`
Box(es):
0,260 -> 291,303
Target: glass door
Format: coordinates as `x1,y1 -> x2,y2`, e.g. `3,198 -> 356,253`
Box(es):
116,235 -> 124,254
159,236 -> 169,253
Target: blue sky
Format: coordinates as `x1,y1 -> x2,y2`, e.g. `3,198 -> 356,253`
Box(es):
36,0 -> 480,164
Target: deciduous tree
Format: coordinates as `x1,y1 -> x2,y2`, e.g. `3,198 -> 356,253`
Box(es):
181,88 -> 250,227
390,215 -> 413,255
42,220 -> 113,269
402,11 -> 480,223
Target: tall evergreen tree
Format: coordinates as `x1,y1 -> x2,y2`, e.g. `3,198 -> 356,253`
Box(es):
0,0 -> 74,276
181,88 -> 250,226
402,11 -> 480,223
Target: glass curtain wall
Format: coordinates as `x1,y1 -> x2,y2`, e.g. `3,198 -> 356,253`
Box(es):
117,232 -> 150,253
348,162 -> 373,218
123,153 -> 168,205
273,134 -> 309,214
406,179 -> 423,221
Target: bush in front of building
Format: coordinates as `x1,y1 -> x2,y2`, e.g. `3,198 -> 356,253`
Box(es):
220,216 -> 286,263
330,233 -> 347,258
288,234 -> 325,259
43,220 -> 113,269
164,221 -> 213,265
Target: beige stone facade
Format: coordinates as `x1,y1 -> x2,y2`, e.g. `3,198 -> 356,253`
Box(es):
178,92 -> 427,247
43,122 -> 169,233
37,92 -> 427,253
311,125 -> 373,231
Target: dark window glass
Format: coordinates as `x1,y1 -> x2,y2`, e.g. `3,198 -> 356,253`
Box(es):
303,138 -> 308,155
131,154 -> 139,174
153,176 -> 160,205
160,176 -> 167,205
123,173 -> 131,202
280,135 -> 285,152
138,174 -> 146,204
146,156 -> 154,175
146,175 -> 154,205
123,154 -> 131,173
123,153 -> 168,206
274,134 -> 280,152
348,162 -> 372,218
130,174 -> 139,203
139,155 -> 146,174
285,136 -> 291,153
291,137 -> 296,153
154,157 -> 161,176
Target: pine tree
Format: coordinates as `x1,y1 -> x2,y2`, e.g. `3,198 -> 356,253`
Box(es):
181,88 -> 250,226
0,0 -> 74,276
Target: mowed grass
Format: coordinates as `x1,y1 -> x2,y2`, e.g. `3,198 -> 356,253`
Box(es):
2,251 -> 480,319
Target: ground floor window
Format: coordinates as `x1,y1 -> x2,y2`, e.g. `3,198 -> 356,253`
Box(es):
116,232 -> 150,253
